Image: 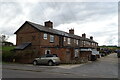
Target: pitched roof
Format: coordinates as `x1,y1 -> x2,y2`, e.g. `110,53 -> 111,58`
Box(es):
14,21 -> 97,43
27,21 -> 81,39
14,42 -> 31,50
81,37 -> 97,43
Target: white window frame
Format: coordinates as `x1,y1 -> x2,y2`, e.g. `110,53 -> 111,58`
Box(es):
50,35 -> 54,42
74,49 -> 79,58
76,40 -> 79,45
68,38 -> 71,44
43,33 -> 47,39
83,41 -> 85,45
64,37 -> 66,41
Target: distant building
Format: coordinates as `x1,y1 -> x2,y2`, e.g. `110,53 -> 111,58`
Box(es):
14,21 -> 98,63
2,41 -> 14,46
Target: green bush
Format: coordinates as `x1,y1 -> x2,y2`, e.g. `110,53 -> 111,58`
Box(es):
2,46 -> 15,51
2,51 -> 15,62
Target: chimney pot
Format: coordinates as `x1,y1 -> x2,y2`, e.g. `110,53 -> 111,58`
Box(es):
82,33 -> 86,38
90,36 -> 93,40
44,20 -> 53,28
69,29 -> 74,34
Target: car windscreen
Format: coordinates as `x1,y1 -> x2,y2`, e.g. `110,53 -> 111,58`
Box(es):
45,54 -> 58,57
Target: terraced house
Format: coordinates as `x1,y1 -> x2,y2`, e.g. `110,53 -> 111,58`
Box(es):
14,21 -> 98,63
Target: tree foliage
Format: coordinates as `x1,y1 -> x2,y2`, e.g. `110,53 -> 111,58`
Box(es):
0,34 -> 9,42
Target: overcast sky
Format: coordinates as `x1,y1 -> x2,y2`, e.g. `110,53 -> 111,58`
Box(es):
0,0 -> 118,46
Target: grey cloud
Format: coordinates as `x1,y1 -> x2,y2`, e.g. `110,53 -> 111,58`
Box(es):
0,2 -> 23,23
0,2 -> 118,45
29,2 -> 117,26
89,29 -> 117,38
0,2 -> 24,35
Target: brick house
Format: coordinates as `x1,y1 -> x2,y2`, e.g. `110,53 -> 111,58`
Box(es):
14,21 -> 98,63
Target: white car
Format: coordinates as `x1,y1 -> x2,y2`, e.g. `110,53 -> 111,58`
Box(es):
33,54 -> 61,66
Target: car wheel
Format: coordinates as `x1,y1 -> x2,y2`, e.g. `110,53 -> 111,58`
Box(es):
33,61 -> 38,65
48,61 -> 53,66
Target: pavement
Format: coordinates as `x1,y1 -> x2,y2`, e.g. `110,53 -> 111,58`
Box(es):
2,53 -> 118,78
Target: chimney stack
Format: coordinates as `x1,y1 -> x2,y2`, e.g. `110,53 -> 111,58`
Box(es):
82,33 -> 86,38
44,20 -> 53,28
90,36 -> 93,40
69,29 -> 74,34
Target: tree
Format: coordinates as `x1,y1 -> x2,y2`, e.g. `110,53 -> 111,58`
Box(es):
0,34 -> 9,42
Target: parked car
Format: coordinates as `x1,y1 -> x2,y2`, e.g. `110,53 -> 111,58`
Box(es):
100,53 -> 105,57
33,54 -> 61,66
91,49 -> 100,61
117,50 -> 120,58
91,55 -> 97,61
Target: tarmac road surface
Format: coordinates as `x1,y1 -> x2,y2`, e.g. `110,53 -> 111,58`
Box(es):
2,53 -> 118,78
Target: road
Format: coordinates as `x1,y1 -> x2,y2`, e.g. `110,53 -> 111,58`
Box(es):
2,53 -> 118,78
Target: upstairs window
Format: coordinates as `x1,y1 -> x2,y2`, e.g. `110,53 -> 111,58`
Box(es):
50,35 -> 54,42
43,33 -> 47,39
68,38 -> 70,44
64,37 -> 66,41
76,40 -> 79,45
83,41 -> 85,46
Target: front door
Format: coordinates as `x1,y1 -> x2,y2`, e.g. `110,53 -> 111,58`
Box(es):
45,50 -> 51,54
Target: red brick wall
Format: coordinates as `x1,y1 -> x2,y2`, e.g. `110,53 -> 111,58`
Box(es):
39,47 -> 71,63
15,22 -> 98,63
39,32 -> 59,47
16,23 -> 41,46
63,37 -> 79,47
79,51 -> 92,62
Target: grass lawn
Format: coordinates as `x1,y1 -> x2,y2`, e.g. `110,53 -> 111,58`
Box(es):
2,46 -> 15,51
99,46 -> 118,49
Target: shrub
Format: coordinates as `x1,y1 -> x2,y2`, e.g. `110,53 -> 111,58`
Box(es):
2,51 -> 15,62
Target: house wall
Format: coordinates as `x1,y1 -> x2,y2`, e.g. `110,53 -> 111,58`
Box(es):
79,39 -> 98,49
16,23 -> 41,47
15,22 -> 98,63
79,51 -> 92,62
14,46 -> 39,63
39,47 -> 72,63
39,32 -> 59,47
63,37 -> 79,47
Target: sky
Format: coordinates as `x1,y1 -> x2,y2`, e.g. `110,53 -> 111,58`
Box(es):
0,0 -> 119,46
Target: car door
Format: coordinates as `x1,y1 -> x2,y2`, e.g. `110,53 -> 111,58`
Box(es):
40,55 -> 48,64
37,55 -> 46,64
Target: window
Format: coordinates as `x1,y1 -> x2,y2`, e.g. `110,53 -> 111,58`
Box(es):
64,37 -> 66,41
68,38 -> 70,44
76,40 -> 79,45
88,42 -> 90,45
82,41 -> 85,46
92,43 -> 94,46
74,49 -> 79,58
74,39 -> 76,43
82,41 -> 84,44
86,41 -> 89,45
43,33 -> 47,39
50,35 -> 54,42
